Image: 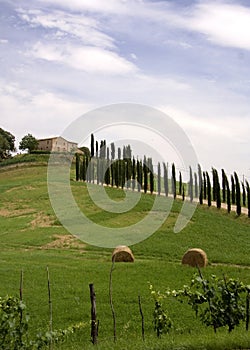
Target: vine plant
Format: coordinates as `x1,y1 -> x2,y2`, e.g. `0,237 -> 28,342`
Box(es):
152,269 -> 250,334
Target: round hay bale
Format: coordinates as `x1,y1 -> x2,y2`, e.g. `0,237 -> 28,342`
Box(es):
182,248 -> 208,267
112,245 -> 134,262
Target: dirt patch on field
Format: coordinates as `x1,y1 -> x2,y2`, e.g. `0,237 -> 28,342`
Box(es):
5,185 -> 35,193
30,212 -> 56,228
0,207 -> 35,217
41,234 -> 86,250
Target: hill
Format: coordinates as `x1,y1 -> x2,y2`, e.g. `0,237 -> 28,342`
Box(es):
0,164 -> 249,349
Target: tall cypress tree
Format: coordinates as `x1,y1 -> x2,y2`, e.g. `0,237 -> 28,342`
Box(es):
234,172 -> 241,216
245,180 -> 250,218
143,156 -> 148,194
171,163 -> 176,199
242,182 -> 246,207
126,158 -> 132,188
157,162 -> 161,196
121,160 -> 125,189
212,168 -> 217,202
213,168 -> 221,209
226,176 -> 231,213
194,172 -> 198,199
163,162 -> 168,197
137,159 -> 142,192
231,175 -> 236,205
182,184 -> 185,201
111,142 -> 115,160
105,159 -> 110,186
75,154 -> 80,181
95,140 -> 99,158
150,169 -> 154,194
90,133 -> 94,158
132,157 -> 136,191
86,156 -> 89,182
203,171 -> 207,200
96,158 -> 100,184
198,164 -> 203,205
179,171 -> 182,196
189,166 -> 193,202
222,169 -> 226,203
206,171 -> 211,207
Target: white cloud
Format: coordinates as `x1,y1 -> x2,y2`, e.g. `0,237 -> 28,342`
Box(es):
0,81 -> 91,142
0,39 -> 8,44
17,8 -> 115,49
31,42 -> 138,75
182,2 -> 250,50
38,0 -> 130,14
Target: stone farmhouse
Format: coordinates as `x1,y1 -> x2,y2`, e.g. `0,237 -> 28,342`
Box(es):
38,137 -> 78,153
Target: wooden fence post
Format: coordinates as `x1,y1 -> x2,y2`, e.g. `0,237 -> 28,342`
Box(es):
89,283 -> 98,344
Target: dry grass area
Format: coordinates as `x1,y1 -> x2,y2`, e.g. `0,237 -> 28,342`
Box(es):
5,185 -> 35,193
30,211 -> 56,228
41,234 -> 86,251
0,206 -> 35,218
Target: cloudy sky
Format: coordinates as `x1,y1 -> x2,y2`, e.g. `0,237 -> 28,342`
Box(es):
1,0 -> 250,181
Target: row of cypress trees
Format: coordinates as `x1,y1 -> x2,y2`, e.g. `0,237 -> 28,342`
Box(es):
76,134 -> 250,218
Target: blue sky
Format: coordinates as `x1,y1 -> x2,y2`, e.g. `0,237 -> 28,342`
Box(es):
1,0 -> 250,181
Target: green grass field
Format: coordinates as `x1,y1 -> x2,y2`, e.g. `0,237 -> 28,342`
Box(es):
0,161 -> 249,349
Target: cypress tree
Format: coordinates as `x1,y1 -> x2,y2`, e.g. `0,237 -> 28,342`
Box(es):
86,156 -> 89,182
143,156 -> 148,194
75,154 -> 80,181
118,148 -> 121,187
106,147 -> 109,161
100,159 -> 105,185
226,176 -> 231,213
132,157 -> 136,191
127,159 -> 131,188
150,169 -> 154,194
79,158 -> 83,181
114,161 -> 119,188
103,140 -> 106,159
137,159 -> 141,192
111,142 -> 115,160
91,159 -> 95,184
171,163 -> 176,199
179,171 -> 182,196
96,158 -> 100,184
95,140 -> 99,158
245,180 -> 250,218
121,160 -> 125,189
222,169 -> 226,203
182,184 -> 185,201
242,182 -> 246,207
212,168 -> 217,202
198,164 -> 203,205
104,159 -> 110,186
231,175 -> 236,205
148,158 -> 154,194
189,166 -> 193,202
194,172 -> 198,199
163,162 -> 169,197
90,133 -> 94,158
87,158 -> 92,182
203,171 -> 207,200
82,157 -> 86,181
234,172 -> 241,216
213,168 -> 221,209
206,171 -> 211,207
157,162 -> 161,196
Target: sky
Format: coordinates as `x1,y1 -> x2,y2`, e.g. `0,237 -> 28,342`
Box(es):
1,0 -> 250,182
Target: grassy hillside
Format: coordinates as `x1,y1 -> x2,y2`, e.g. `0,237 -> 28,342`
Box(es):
0,163 -> 249,349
